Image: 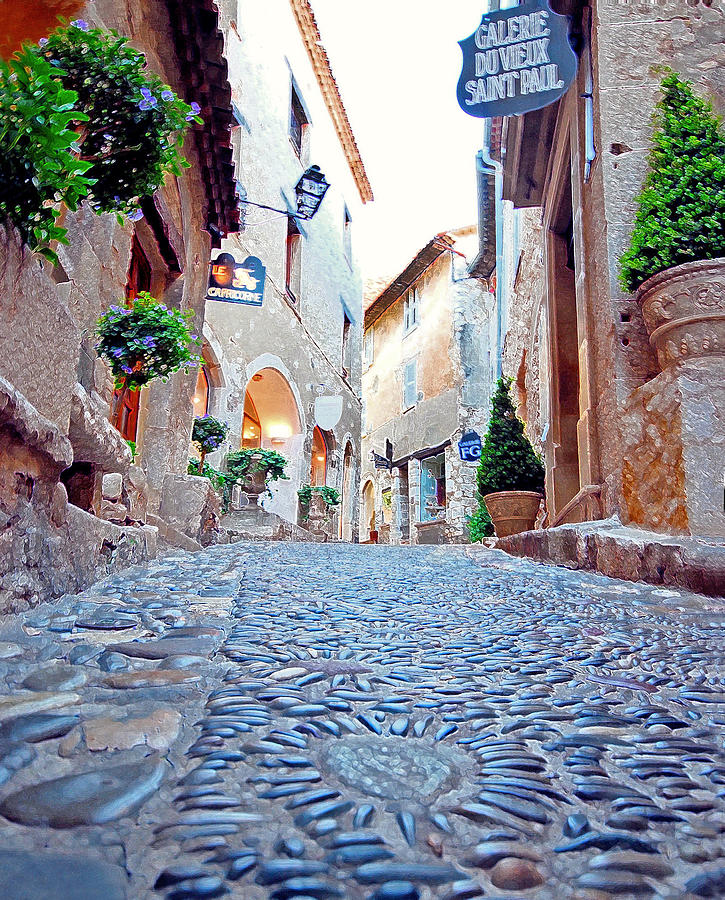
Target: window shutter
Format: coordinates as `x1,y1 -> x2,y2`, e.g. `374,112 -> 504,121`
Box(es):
403,360 -> 417,409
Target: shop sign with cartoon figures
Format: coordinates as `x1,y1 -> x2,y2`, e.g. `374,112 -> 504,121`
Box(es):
207,251 -> 266,307
457,0 -> 577,119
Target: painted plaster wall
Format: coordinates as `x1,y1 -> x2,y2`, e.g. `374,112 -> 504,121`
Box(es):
205,0 -> 365,534
361,232 -> 494,544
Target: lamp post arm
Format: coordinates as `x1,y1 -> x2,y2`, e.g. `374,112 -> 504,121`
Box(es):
239,199 -> 306,219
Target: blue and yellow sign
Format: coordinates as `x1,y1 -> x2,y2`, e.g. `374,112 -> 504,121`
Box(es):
207,251 -> 266,307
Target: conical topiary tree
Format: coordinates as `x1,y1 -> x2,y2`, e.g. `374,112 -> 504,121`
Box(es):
476,377 -> 545,498
619,71 -> 725,293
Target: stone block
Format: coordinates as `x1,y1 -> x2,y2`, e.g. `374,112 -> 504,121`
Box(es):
102,473 -> 123,501
159,473 -> 223,545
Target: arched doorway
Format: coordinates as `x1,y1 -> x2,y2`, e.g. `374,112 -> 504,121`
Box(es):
361,479 -> 375,543
339,441 -> 354,541
241,367 -> 303,521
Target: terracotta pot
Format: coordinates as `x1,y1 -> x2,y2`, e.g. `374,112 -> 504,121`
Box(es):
636,258 -> 725,370
483,491 -> 542,538
242,468 -> 267,508
1,0 -> 85,58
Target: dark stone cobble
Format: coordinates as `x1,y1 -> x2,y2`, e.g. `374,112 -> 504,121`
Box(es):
0,542 -> 723,898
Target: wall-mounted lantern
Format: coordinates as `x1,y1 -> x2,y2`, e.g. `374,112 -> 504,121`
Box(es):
295,166 -> 330,220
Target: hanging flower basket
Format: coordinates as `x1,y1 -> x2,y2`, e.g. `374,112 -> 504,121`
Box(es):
37,20 -> 201,220
96,291 -> 201,429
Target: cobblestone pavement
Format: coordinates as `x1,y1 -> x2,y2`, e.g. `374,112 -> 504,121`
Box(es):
0,542 -> 724,900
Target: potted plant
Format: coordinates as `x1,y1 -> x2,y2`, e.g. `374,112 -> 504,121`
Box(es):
476,377 -> 545,538
192,415 -> 228,471
619,71 -> 725,370
297,485 -> 341,521
225,448 -> 289,508
96,291 -> 202,431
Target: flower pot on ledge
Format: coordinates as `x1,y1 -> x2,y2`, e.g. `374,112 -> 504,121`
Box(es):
637,258 -> 725,370
242,469 -> 267,508
483,491 -> 542,538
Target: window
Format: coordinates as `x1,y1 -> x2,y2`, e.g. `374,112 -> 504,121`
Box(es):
343,205 -> 352,262
341,310 -> 352,377
192,366 -> 210,416
403,287 -> 420,334
403,359 -> 417,410
310,426 -> 327,486
112,236 -> 151,441
381,488 -> 393,524
420,452 -> 446,523
290,84 -> 308,158
363,328 -> 374,369
286,216 -> 302,302
242,392 -> 261,449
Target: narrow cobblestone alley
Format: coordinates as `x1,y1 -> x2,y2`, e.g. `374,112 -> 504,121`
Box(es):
0,543 -> 724,900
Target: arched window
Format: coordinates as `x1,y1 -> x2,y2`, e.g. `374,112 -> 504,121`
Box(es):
310,426 -> 327,486
192,366 -> 210,416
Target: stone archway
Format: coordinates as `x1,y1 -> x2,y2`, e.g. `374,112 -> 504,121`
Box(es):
361,479 -> 375,543
242,366 -> 303,523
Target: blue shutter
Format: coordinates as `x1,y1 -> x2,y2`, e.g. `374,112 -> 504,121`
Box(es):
403,360 -> 417,409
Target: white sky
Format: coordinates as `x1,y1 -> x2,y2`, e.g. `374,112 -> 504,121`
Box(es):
312,1 -> 488,283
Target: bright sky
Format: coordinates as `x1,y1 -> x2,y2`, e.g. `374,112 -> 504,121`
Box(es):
312,1 -> 488,284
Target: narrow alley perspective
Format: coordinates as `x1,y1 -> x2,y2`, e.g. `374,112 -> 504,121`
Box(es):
0,541 -> 723,899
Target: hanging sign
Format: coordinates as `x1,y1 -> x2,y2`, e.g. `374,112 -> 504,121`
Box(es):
314,394 -> 343,430
372,452 -> 392,471
207,251 -> 266,306
457,0 -> 577,119
458,430 -> 482,462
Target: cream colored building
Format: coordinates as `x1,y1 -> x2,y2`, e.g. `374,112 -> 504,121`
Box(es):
201,0 -> 372,539
360,228 -> 493,545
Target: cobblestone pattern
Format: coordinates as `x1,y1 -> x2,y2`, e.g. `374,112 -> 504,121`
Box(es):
0,543 -> 723,899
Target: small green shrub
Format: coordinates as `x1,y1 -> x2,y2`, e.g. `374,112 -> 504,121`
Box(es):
125,439 -> 137,462
476,377 -> 545,497
192,415 -> 228,468
619,71 -> 725,292
225,449 -> 289,485
467,503 -> 494,542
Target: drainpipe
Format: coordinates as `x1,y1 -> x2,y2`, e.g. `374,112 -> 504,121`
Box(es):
477,124 -> 504,382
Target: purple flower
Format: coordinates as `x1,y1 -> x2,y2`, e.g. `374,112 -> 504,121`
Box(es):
71,19 -> 89,31
127,208 -> 143,222
190,334 -> 198,340
112,348 -> 123,358
161,90 -> 174,101
121,365 -> 133,374
141,336 -> 156,348
186,101 -> 202,122
38,38 -> 48,46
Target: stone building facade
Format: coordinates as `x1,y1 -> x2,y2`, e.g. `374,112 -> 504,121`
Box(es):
360,228 -> 494,545
0,0 -> 240,611
495,0 -> 725,541
203,0 -> 372,541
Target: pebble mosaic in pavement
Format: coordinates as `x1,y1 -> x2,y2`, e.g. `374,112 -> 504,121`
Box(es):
0,541 -> 724,899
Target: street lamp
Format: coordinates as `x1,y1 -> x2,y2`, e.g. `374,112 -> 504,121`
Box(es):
235,166 -> 330,221
295,166 -> 330,220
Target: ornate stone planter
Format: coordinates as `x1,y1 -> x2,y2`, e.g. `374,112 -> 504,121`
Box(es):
483,491 -> 542,538
637,258 -> 725,370
242,468 -> 267,508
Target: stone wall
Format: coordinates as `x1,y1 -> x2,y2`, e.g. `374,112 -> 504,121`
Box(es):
0,0 -> 235,607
